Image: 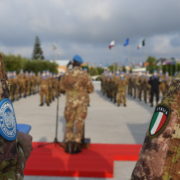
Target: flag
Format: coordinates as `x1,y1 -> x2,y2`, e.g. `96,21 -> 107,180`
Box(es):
137,39 -> 145,49
123,38 -> 129,46
108,40 -> 115,49
149,105 -> 169,136
137,44 -> 142,49
142,39 -> 145,46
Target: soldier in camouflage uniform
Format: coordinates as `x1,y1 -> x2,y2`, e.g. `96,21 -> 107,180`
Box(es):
131,74 -> 180,180
0,54 -> 32,179
128,74 -> 133,97
159,73 -> 172,97
39,72 -> 50,106
142,74 -> 150,104
116,73 -> 128,106
60,55 -> 94,154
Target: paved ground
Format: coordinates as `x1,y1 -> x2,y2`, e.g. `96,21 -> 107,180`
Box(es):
13,81 -> 154,180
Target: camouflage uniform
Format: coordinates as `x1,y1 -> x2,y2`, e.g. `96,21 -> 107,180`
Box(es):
116,76 -> 127,106
61,67 -> 94,143
142,75 -> 150,104
39,76 -> 50,106
160,74 -> 172,97
128,75 -> 133,97
131,74 -> 180,180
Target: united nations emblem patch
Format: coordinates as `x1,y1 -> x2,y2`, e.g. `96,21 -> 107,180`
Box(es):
149,105 -> 170,137
0,98 -> 17,141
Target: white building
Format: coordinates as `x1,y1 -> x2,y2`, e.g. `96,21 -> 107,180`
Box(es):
50,59 -> 70,73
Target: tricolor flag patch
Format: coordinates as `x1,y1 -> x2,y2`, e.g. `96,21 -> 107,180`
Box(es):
149,105 -> 170,137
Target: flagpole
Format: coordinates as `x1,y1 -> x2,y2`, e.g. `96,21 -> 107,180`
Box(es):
54,95 -> 59,143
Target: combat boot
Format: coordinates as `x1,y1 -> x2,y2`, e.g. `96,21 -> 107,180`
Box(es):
64,141 -> 74,154
73,142 -> 81,154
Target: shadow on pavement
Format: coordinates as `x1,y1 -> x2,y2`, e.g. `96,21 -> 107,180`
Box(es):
96,90 -> 117,106
127,96 -> 154,114
127,122 -> 149,144
38,137 -> 48,142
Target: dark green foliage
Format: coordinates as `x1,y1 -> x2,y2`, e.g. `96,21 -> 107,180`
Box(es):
177,63 -> 180,72
122,66 -> 127,72
23,60 -> 58,74
88,67 -> 104,76
96,67 -> 104,74
2,53 -> 58,74
108,63 -> 118,72
3,54 -> 28,73
146,56 -> 159,73
32,36 -> 44,60
162,63 -> 180,76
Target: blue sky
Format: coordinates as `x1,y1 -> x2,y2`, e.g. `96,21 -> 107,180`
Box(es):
0,0 -> 180,65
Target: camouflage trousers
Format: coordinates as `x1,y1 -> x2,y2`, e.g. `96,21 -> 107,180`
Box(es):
64,103 -> 87,143
116,90 -> 126,106
39,89 -> 50,105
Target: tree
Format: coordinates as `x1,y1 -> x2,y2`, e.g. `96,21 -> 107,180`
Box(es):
146,56 -> 158,73
32,36 -> 44,60
108,63 -> 118,72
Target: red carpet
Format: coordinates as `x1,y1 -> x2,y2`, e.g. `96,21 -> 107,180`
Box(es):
24,142 -> 142,178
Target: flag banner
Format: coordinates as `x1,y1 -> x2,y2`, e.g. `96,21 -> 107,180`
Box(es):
149,105 -> 170,137
108,40 -> 115,49
123,38 -> 129,46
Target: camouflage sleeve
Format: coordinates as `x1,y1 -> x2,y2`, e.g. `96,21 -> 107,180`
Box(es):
131,76 -> 180,180
86,75 -> 94,93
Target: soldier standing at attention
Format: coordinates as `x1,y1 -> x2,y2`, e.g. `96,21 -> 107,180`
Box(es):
60,55 -> 94,154
131,74 -> 180,180
116,72 -> 128,107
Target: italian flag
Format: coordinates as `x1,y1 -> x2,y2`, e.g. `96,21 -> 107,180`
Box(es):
149,112 -> 167,135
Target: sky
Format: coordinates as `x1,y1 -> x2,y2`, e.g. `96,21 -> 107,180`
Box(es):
0,0 -> 180,65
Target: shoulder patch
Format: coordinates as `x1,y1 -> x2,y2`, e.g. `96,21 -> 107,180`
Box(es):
0,98 -> 17,141
149,104 -> 170,137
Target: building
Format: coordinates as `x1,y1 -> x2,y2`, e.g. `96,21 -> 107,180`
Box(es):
50,59 -> 70,73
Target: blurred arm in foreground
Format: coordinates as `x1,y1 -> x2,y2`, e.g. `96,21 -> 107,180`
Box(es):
0,54 -> 32,179
131,74 -> 180,180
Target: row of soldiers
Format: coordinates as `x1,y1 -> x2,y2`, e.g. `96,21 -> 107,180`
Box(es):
128,72 -> 172,106
100,72 -> 128,107
7,71 -> 62,106
39,73 -> 62,106
8,72 -> 40,101
100,71 -> 172,107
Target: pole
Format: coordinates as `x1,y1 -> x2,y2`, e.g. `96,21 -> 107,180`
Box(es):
54,95 -> 59,143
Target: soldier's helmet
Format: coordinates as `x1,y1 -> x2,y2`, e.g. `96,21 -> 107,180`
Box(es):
72,55 -> 83,64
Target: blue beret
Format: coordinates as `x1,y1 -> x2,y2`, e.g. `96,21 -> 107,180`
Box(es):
73,55 -> 83,64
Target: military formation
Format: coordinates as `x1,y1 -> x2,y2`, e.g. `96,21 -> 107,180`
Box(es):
101,71 -> 172,107
100,71 -> 128,106
7,71 -> 40,102
2,51 -> 179,178
7,71 -> 62,107
39,72 -> 61,106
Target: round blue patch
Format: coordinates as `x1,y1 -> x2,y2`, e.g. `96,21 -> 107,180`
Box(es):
0,98 -> 17,141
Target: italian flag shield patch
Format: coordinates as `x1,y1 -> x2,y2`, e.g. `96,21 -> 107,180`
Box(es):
149,105 -> 170,136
